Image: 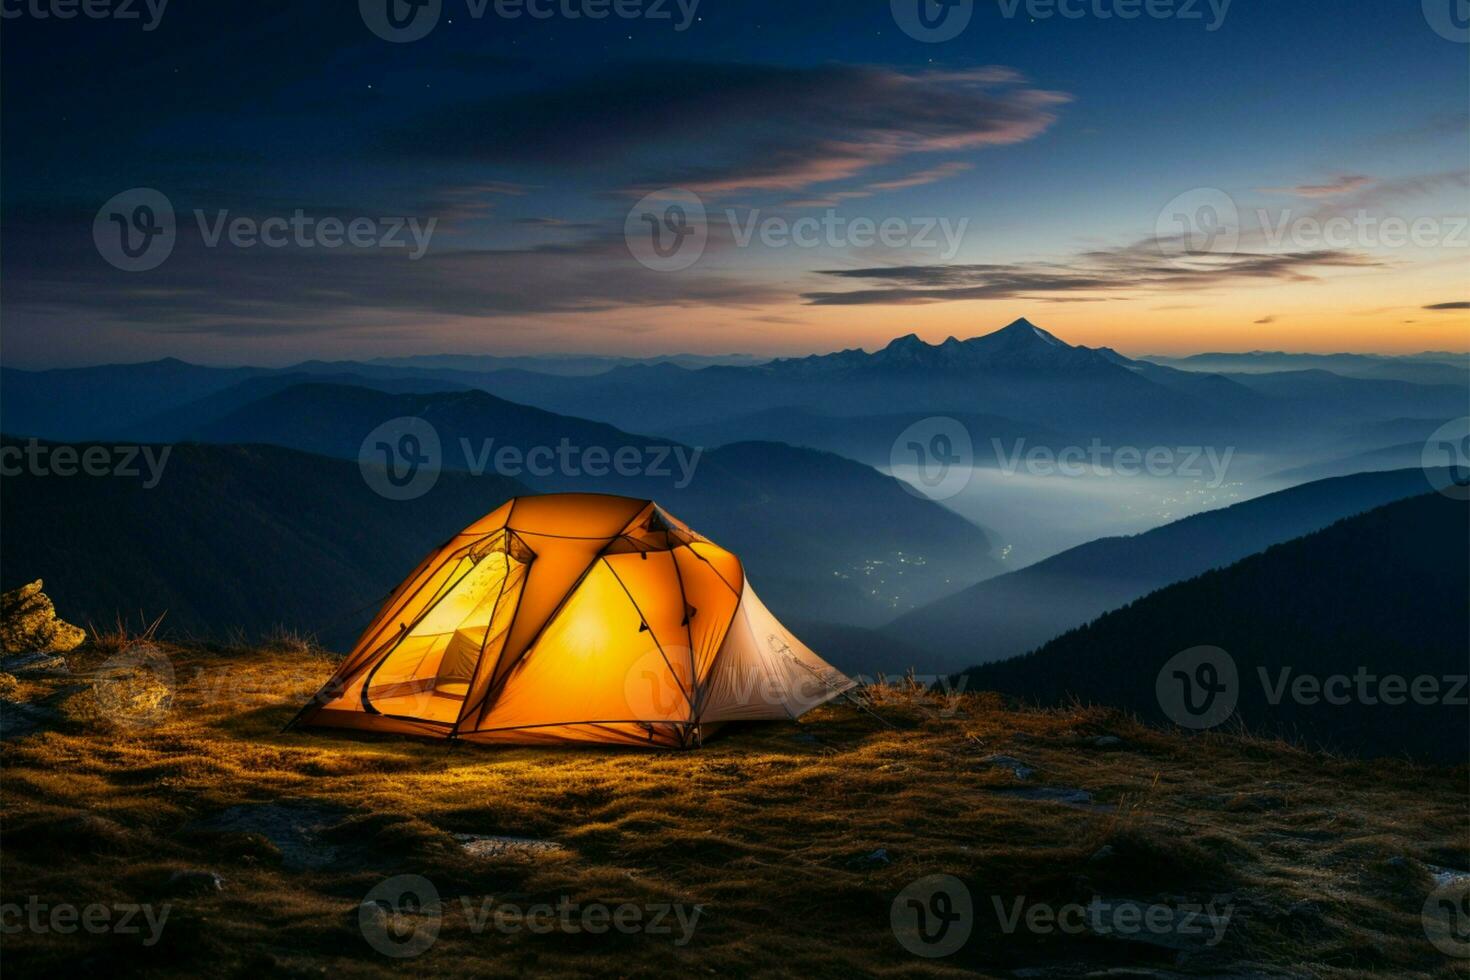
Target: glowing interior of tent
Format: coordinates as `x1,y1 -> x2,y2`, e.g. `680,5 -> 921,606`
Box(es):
363,534 -> 528,724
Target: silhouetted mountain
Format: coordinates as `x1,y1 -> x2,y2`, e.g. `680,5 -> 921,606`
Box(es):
1322,416 -> 1457,456
1261,442 -> 1430,486
881,468 -> 1448,673
192,382 -> 638,465
1116,360 -> 1273,424
768,319 -> 1117,376
964,494 -> 1469,762
8,322 -> 1461,456
467,319 -> 1261,441
183,384 -> 1002,624
0,441 -> 528,645
0,359 -> 269,440
369,352 -> 769,375
676,441 -> 1001,624
783,620 -> 929,680
125,372 -> 476,441
1218,370 -> 1466,425
661,407 -> 1068,468
0,359 -> 477,442
1142,350 -> 1469,386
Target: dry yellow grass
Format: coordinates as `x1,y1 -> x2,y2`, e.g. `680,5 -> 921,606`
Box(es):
2,642 -> 1467,978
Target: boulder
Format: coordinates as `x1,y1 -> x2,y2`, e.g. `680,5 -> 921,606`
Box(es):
454,833 -> 566,860
0,581 -> 85,654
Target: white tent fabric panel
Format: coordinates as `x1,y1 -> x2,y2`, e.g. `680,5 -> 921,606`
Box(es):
699,581 -> 855,723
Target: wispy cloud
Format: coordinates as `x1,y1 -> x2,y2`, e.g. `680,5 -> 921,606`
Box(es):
1303,170 -> 1469,214
1260,175 -> 1374,198
1424,301 -> 1470,310
803,243 -> 1382,305
777,162 -> 973,209
1,208 -> 785,338
867,161 -> 975,192
414,181 -> 539,228
386,63 -> 1067,197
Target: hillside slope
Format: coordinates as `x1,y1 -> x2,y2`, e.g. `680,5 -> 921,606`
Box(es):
188,384 -> 1002,623
883,468 -> 1447,672
1,432 -> 997,641
0,442 -> 529,644
965,493 -> 1469,762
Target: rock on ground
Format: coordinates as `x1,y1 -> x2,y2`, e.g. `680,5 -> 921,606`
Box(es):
190,802 -> 349,871
454,834 -> 566,860
0,698 -> 63,740
0,581 -> 85,654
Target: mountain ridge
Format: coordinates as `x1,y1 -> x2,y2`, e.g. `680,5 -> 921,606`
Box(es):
962,493 -> 1469,762
879,467 -> 1450,673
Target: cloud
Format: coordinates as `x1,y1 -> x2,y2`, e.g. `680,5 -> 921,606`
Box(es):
802,244 -> 1383,305
1238,171 -> 1470,250
1424,301 -> 1470,310
1302,170 -> 1470,214
386,63 -> 1067,196
512,217 -> 600,230
403,181 -> 541,229
1253,315 -> 1277,324
866,161 -> 975,192
0,208 -> 785,339
1261,175 -> 1374,198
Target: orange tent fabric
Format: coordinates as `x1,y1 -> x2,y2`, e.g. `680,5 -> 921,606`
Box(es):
290,494 -> 855,747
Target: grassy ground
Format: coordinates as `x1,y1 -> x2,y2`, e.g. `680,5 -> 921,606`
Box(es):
1,641 -> 1467,978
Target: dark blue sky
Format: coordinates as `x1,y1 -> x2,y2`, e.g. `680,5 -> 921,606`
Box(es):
3,0 -> 1466,365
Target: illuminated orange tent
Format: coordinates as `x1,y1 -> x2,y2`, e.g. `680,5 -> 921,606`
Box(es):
290,494 -> 855,747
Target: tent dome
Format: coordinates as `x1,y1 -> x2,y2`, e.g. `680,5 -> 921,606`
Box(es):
290,493 -> 854,747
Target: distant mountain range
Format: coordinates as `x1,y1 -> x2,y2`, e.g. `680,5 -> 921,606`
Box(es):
369,352 -> 769,375
6,319 -> 1465,455
764,321 -> 1117,375
1261,442 -> 1430,485
468,319 -> 1266,442
1141,350 -> 1469,386
662,407 -> 1069,469
963,493 -> 1469,763
1213,369 -> 1465,427
878,468 -> 1449,673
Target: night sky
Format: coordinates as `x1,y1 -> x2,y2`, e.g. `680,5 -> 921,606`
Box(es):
3,0 -> 1466,366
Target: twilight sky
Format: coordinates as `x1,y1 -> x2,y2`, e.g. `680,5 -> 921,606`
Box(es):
3,0 -> 1466,367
